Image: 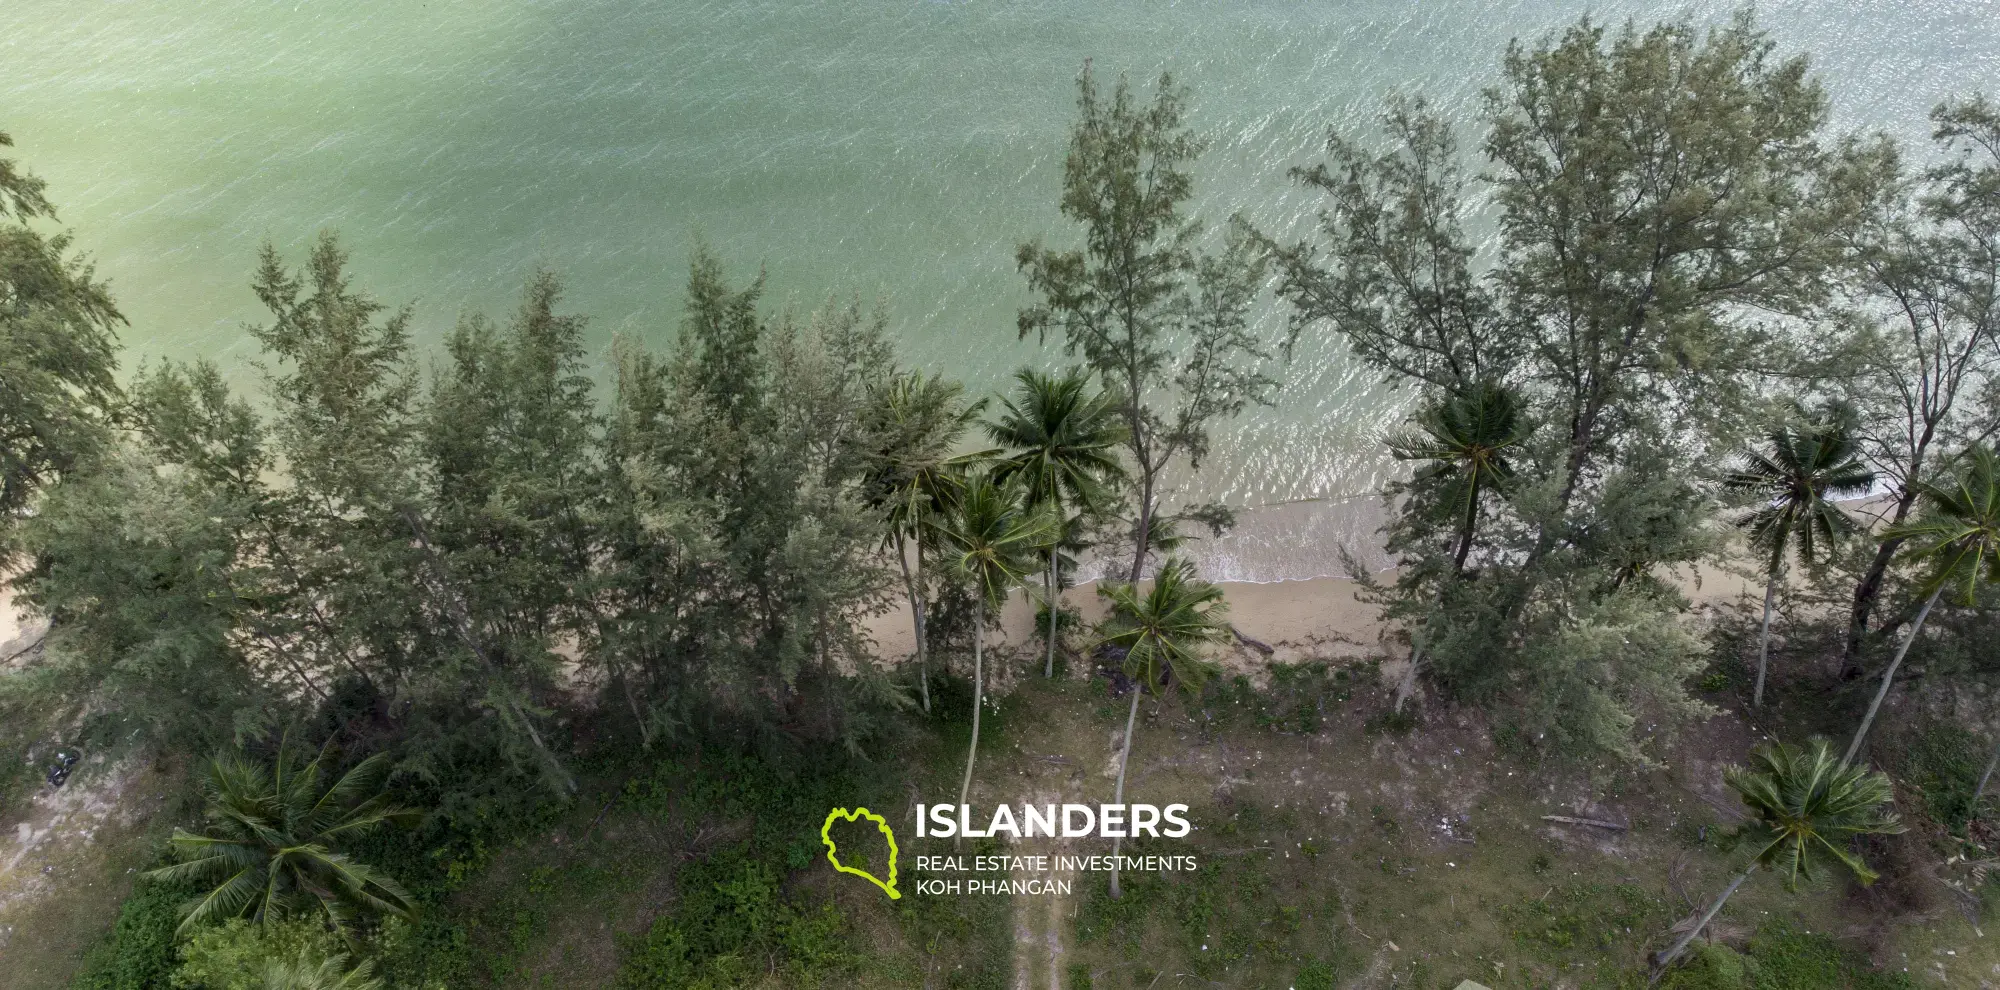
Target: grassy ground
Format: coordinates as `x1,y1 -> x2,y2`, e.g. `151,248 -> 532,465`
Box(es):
5,637 -> 1995,989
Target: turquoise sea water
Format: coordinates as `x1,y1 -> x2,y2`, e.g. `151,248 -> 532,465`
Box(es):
3,0 -> 1995,578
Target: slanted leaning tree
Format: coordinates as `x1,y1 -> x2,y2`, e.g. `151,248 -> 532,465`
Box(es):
937,476 -> 1055,826
1726,401 -> 1874,708
1653,738 -> 1901,975
1097,557 -> 1229,898
987,367 -> 1127,678
1847,445 -> 2000,764
1018,67 -> 1278,582
1839,95 -> 2000,674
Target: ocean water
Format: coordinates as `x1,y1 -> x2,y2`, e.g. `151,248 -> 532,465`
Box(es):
3,0 -> 1995,580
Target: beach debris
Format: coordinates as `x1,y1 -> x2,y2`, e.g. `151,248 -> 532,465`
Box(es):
1230,625 -> 1275,656
1542,814 -> 1627,831
45,749 -> 79,788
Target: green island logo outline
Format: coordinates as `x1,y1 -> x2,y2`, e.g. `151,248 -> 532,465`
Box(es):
820,806 -> 900,900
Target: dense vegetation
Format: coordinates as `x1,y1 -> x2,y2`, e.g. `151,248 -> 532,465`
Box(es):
3,10 -> 1998,990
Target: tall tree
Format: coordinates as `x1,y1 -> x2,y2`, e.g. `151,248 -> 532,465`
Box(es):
1839,96 -> 2000,673
1484,15 -> 1882,527
936,476 -> 1054,831
129,360 -> 345,705
251,236 -> 582,792
412,272 -> 603,790
0,130 -> 122,557
599,251 -> 896,748
1847,445 -> 2000,763
1096,558 -> 1228,898
1726,401 -> 1875,708
1266,13 -> 1889,761
986,367 -> 1127,678
1652,738 -> 1901,975
1264,96 -> 1507,394
1018,67 -> 1277,582
862,372 -> 987,712
10,445 -> 273,751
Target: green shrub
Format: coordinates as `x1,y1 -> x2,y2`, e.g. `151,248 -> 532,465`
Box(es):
1661,943 -> 1751,990
1294,958 -> 1339,990
1743,921 -> 1913,990
70,879 -> 189,990
172,918 -> 338,990
1659,922 -> 1915,990
1897,723 -> 1983,832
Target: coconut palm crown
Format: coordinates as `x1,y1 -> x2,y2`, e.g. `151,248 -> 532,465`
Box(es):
986,366 -> 1127,514
986,366 -> 1127,676
1654,737 -> 1901,975
862,370 -> 991,712
936,474 -> 1057,828
1387,380 -> 1530,575
1096,556 -> 1229,899
1097,556 -> 1230,697
1886,444 -> 2000,605
148,737 -> 417,934
1727,737 -> 1903,888
1848,445 -> 2000,762
1728,401 -> 1876,575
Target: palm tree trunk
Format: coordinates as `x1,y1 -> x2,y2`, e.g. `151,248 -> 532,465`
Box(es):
1044,553 -> 1059,678
1393,642 -> 1425,714
1452,475 -> 1480,575
1108,684 -> 1141,900
1845,585 -> 1943,766
956,619 -> 984,849
896,532 -> 931,713
1976,734 -> 2000,819
1753,571 -> 1778,709
1652,867 -> 1755,977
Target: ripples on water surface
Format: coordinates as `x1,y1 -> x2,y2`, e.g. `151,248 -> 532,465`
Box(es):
4,0 -> 1994,579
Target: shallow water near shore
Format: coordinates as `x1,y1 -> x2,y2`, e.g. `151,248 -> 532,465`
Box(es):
4,0 -> 1995,579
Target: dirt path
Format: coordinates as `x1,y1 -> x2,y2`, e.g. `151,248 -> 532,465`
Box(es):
0,754 -> 174,989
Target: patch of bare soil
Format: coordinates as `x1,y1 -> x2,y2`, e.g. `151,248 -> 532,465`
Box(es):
0,754 -> 177,989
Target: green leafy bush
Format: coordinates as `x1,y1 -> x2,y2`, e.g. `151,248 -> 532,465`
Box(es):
1896,723 -> 1983,832
70,879 -> 189,990
172,918 -> 339,990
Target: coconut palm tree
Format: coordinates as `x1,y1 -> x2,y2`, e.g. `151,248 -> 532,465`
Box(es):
1847,445 -> 2000,764
1386,381 -> 1530,712
1652,738 -> 1901,976
148,736 -> 417,935
1097,557 -> 1229,899
863,371 -> 989,713
1727,401 -> 1874,708
936,475 -> 1057,830
1387,380 -> 1530,577
986,367 -> 1127,678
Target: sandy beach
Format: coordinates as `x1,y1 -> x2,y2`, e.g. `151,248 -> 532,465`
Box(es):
861,575 -> 1398,676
